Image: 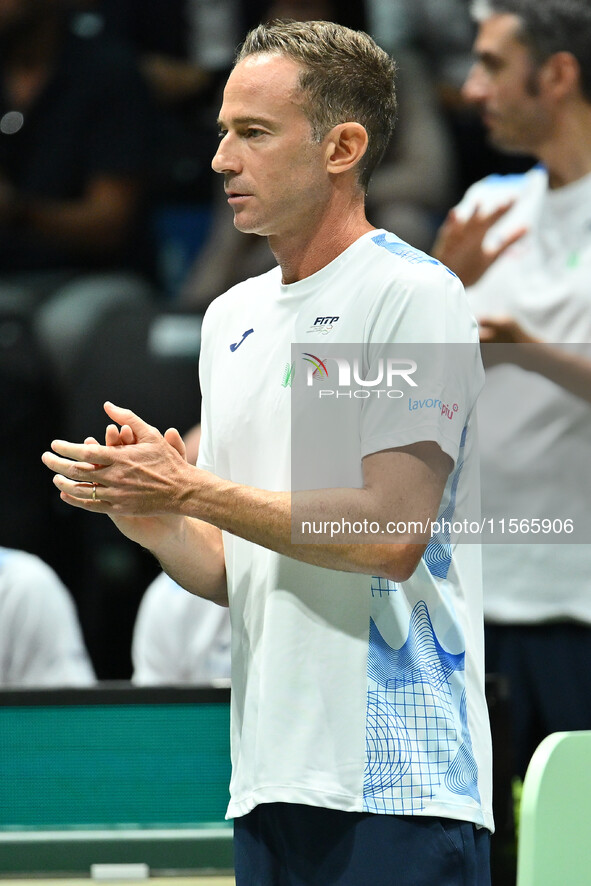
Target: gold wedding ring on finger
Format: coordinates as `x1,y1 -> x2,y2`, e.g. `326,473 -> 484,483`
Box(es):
92,483 -> 98,502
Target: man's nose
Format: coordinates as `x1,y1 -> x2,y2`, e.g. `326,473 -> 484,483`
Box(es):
212,134 -> 241,174
462,64 -> 489,105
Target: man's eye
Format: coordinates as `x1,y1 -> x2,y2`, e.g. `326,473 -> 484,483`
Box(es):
217,130 -> 227,140
245,128 -> 264,138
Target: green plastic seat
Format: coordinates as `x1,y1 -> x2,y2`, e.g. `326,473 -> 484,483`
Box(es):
517,730 -> 591,886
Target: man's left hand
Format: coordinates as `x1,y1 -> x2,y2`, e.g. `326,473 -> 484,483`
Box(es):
41,401 -> 193,516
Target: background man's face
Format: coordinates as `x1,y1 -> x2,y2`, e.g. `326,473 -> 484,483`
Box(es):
462,13 -> 551,155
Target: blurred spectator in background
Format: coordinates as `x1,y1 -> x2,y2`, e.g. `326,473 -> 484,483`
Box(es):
0,0 -> 158,386
0,546 -> 95,686
68,0 -> 245,297
72,0 -> 236,204
132,571 -> 231,685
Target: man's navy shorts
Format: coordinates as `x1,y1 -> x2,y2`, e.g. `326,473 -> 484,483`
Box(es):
233,802 -> 491,886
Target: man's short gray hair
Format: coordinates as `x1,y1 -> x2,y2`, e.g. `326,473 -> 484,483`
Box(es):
235,19 -> 397,191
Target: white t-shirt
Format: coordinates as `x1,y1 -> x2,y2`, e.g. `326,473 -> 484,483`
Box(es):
198,230 -> 493,830
0,547 -> 95,686
458,166 -> 591,624
132,572 -> 231,685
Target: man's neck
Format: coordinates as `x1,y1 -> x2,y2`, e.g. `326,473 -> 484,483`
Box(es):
538,106 -> 591,189
268,198 -> 374,285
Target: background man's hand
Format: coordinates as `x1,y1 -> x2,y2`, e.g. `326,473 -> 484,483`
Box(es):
432,201 -> 527,286
479,316 -> 539,369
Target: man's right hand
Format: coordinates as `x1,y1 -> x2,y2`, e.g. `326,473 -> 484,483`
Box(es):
43,404 -> 227,605
432,201 -> 527,286
81,418 -> 187,551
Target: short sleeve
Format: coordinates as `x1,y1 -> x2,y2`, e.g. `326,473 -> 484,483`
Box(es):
360,264 -> 483,465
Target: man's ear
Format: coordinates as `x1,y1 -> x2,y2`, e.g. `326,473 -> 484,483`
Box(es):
540,51 -> 581,100
324,122 -> 368,176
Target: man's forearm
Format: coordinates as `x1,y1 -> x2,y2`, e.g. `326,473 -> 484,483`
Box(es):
517,343 -> 591,405
144,515 -> 228,606
186,464 -> 439,583
43,407 -> 447,586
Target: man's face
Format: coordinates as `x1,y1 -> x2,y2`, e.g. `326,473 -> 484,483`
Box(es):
462,13 -> 551,154
212,53 -> 332,239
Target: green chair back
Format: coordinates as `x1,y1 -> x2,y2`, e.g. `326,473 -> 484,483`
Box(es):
517,730 -> 591,886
